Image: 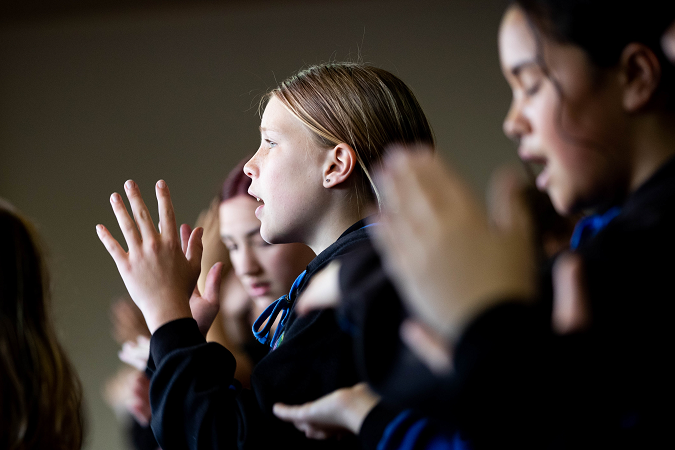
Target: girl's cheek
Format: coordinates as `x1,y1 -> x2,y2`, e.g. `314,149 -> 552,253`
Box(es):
261,247 -> 290,283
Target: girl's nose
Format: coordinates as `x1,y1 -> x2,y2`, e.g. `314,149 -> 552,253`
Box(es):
237,245 -> 262,277
243,152 -> 259,179
502,98 -> 530,142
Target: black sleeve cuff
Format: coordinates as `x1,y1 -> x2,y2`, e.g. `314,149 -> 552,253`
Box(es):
150,318 -> 206,367
453,301 -> 542,375
359,401 -> 405,450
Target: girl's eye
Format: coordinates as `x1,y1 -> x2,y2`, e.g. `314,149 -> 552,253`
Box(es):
223,241 -> 237,251
525,81 -> 542,97
252,235 -> 271,247
518,67 -> 544,98
266,139 -> 277,148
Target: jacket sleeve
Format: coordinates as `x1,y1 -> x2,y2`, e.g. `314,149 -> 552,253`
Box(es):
337,242 -> 454,412
359,402 -> 466,450
146,318 -> 268,450
337,243 -> 557,448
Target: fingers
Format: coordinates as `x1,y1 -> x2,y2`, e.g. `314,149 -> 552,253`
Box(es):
273,402 -> 308,422
295,261 -> 341,316
129,373 -> 152,426
487,166 -> 529,232
180,223 -> 192,255
108,191 -> 143,251
118,336 -> 151,370
552,252 -> 591,334
202,262 -> 224,305
96,224 -> 128,263
124,180 -> 158,241
399,319 -> 453,375
185,227 -> 204,271
155,180 -> 178,242
273,403 -> 331,440
191,262 -> 223,336
663,19 -> 675,64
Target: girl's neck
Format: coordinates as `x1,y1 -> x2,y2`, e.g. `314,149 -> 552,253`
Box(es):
306,200 -> 374,255
628,113 -> 675,193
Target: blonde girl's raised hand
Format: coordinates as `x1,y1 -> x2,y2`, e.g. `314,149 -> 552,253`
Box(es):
97,179 -> 223,334
372,149 -> 536,345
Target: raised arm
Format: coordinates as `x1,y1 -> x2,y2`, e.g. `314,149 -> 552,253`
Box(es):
96,179 -> 222,334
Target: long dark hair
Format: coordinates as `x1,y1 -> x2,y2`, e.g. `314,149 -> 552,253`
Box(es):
514,0 -> 675,108
0,201 -> 84,450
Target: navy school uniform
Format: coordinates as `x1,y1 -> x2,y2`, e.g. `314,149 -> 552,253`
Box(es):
145,219 -> 373,450
337,156 -> 675,449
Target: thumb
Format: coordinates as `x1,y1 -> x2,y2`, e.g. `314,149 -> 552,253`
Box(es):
552,252 -> 590,334
203,262 -> 224,306
399,319 -> 452,375
487,166 -> 533,238
186,227 -> 204,272
180,223 -> 192,255
191,262 -> 223,337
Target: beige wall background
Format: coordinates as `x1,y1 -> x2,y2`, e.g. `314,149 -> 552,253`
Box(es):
0,1 -> 516,449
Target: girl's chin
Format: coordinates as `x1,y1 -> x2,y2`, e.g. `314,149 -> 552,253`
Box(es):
252,295 -> 279,308
549,192 -> 575,217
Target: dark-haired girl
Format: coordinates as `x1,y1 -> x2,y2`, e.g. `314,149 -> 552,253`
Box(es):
1,200 -> 85,450
274,1 -> 675,448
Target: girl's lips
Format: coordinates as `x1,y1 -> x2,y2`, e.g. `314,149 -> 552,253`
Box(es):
536,167 -> 550,191
255,204 -> 263,219
518,148 -> 549,190
249,283 -> 270,297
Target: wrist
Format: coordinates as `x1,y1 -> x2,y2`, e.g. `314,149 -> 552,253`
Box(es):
343,384 -> 380,434
145,302 -> 192,334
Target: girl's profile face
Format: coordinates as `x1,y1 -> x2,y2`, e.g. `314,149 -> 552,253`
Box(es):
499,5 -> 631,215
244,95 -> 328,245
219,195 -> 314,305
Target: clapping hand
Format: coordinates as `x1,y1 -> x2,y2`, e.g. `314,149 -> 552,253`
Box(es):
97,180 -> 223,334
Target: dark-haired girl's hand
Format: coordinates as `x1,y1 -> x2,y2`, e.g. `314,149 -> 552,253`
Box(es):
295,261 -> 342,316
273,383 -> 380,439
663,19 -> 675,65
97,180 -> 221,334
372,149 -> 536,345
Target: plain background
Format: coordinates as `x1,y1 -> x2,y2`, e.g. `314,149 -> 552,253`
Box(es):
0,1 -> 517,448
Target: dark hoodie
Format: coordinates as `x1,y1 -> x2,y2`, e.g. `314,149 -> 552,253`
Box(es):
145,219 -> 373,450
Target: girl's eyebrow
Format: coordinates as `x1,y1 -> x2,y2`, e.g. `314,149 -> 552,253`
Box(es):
221,227 -> 262,241
511,59 -> 540,77
259,126 -> 280,134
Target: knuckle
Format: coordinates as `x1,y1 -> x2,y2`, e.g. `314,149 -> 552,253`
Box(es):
122,221 -> 137,234
119,260 -> 133,273
146,238 -> 161,253
165,239 -> 179,252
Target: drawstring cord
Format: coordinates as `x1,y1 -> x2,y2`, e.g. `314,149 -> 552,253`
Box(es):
252,270 -> 306,348
570,206 -> 621,249
252,222 -> 379,349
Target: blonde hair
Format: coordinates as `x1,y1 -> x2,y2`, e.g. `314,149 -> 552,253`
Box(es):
0,201 -> 84,450
268,63 -> 435,209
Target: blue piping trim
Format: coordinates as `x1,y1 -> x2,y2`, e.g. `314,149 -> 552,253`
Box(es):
398,418 -> 429,450
377,410 -> 412,450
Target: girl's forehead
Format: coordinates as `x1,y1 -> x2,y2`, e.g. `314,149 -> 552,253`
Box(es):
260,96 -> 305,135
499,6 -> 538,70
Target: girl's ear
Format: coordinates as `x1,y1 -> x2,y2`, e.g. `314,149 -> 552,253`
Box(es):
323,143 -> 357,188
620,42 -> 662,112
